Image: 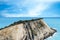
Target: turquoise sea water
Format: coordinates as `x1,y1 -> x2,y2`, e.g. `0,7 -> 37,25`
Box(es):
44,18 -> 60,40
0,17 -> 60,40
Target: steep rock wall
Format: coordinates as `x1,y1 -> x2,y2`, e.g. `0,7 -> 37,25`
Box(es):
0,18 -> 56,40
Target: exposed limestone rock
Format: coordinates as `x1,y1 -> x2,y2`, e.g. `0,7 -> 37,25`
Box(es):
0,18 -> 56,40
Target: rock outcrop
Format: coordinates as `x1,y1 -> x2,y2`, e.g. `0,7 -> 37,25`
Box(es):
0,18 -> 56,40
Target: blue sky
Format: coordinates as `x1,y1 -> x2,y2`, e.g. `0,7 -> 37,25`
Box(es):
0,0 -> 60,17
0,0 -> 60,40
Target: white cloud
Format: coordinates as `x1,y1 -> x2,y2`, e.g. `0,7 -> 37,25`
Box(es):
1,0 -> 60,17
1,0 -> 50,17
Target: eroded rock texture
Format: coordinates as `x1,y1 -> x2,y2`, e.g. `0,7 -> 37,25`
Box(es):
0,18 -> 56,40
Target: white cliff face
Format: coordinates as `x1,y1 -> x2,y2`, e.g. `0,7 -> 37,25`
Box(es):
0,18 -> 56,40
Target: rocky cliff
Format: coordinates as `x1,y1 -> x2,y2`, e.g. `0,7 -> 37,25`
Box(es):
0,18 -> 56,40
